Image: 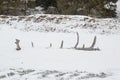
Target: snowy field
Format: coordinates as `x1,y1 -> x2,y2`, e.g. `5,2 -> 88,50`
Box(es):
0,14 -> 120,80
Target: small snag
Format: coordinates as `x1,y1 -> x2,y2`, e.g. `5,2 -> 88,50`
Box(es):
15,39 -> 21,51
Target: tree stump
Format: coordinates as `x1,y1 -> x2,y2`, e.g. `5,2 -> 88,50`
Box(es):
15,39 -> 21,50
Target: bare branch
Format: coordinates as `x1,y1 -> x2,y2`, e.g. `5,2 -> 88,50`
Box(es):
60,40 -> 64,48
74,32 -> 79,48
90,36 -> 96,48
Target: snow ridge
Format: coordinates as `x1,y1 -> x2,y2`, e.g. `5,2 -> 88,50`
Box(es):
0,14 -> 120,34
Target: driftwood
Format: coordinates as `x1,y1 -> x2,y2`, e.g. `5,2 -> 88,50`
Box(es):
31,42 -> 34,48
50,43 -> 52,48
75,47 -> 100,51
74,32 -> 79,48
74,32 -> 100,51
15,39 -> 21,50
60,40 -> 64,48
90,36 -> 96,48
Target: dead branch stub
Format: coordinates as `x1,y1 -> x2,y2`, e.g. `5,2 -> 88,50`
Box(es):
49,43 -> 52,48
31,42 -> 34,48
60,40 -> 64,48
15,39 -> 21,50
90,36 -> 96,48
74,32 -> 79,48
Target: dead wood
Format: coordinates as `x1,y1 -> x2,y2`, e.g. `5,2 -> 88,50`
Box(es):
15,39 -> 21,50
60,40 -> 64,48
74,34 -> 100,51
74,32 -> 79,48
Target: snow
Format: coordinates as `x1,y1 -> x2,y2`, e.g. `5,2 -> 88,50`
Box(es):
116,0 -> 120,17
0,14 -> 120,80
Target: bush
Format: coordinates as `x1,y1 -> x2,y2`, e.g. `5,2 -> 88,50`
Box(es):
35,0 -> 57,10
56,0 -> 118,17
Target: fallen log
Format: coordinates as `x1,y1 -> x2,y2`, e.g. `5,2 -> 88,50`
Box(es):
75,47 -> 100,51
74,33 -> 100,51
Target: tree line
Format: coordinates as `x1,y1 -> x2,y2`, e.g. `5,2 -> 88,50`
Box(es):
0,0 -> 118,18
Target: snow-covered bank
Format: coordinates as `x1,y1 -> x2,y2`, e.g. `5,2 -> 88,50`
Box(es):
0,14 -> 120,34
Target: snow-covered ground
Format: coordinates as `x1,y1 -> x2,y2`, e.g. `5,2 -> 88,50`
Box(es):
0,14 -> 120,80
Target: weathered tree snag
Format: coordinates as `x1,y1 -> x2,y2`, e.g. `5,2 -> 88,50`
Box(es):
82,44 -> 85,48
15,39 -> 21,50
74,35 -> 100,51
90,36 -> 96,48
31,42 -> 34,48
49,43 -> 52,48
46,43 -> 52,49
60,40 -> 64,48
74,32 -> 79,48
